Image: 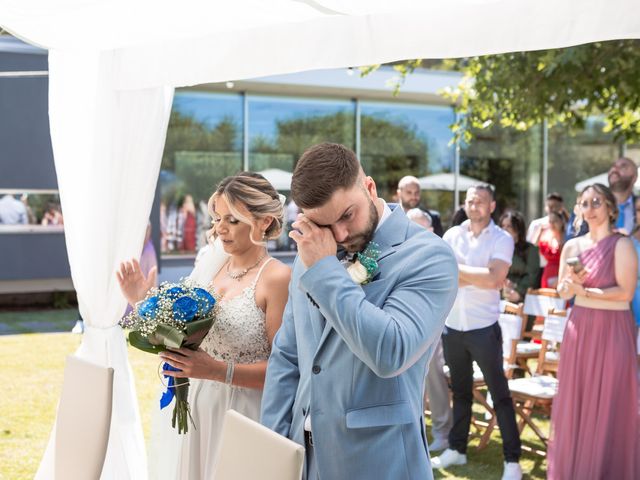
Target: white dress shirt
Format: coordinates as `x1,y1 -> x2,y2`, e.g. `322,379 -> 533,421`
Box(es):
443,219 -> 514,332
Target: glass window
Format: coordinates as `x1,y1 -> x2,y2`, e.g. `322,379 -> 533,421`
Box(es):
547,118 -> 620,208
161,91 -> 243,255
0,190 -> 63,231
248,96 -> 356,251
360,102 -> 455,222
460,126 -> 543,225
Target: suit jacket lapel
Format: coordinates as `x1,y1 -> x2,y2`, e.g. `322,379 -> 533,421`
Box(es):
313,204 -> 410,358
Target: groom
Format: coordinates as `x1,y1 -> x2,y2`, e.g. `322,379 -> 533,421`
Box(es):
261,143 -> 458,479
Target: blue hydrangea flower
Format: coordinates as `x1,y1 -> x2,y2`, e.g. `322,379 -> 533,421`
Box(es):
138,296 -> 159,319
173,296 -> 199,322
193,288 -> 216,315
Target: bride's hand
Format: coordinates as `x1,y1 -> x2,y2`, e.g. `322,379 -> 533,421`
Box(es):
116,259 -> 157,306
159,347 -> 223,382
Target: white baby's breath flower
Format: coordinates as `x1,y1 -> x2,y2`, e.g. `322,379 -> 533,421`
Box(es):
347,260 -> 369,285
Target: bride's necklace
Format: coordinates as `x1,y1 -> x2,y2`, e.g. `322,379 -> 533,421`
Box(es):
226,252 -> 267,281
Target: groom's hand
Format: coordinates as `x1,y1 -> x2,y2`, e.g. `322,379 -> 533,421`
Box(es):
290,214 -> 337,268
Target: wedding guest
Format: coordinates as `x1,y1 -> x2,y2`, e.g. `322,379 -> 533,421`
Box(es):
407,208 -> 451,452
122,222 -> 158,317
534,211 -> 566,288
118,173 -> 290,479
629,196 -> 640,359
550,183 -> 639,479
41,203 -> 64,226
406,208 -> 433,232
526,192 -> 564,243
500,211 -> 540,303
609,156 -> 638,235
181,194 -> 197,252
0,194 -> 28,224
397,175 -> 444,236
450,206 -> 468,228
434,185 -> 522,480
527,192 -> 563,282
566,156 -> 638,238
262,143 -> 458,479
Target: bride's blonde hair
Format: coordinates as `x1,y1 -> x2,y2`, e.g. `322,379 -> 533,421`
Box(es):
207,172 -> 284,245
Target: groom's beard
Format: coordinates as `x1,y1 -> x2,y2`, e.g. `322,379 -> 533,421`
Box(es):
342,199 -> 379,253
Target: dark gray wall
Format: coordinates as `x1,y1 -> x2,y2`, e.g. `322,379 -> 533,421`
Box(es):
0,39 -> 56,190
0,37 -> 162,286
0,232 -> 70,280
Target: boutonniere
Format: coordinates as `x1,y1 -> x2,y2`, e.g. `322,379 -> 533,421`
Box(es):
347,241 -> 381,285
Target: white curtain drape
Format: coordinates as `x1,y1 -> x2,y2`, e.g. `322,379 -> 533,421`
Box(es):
33,50 -> 174,479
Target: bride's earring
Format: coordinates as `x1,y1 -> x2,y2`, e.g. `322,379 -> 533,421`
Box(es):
262,231 -> 267,242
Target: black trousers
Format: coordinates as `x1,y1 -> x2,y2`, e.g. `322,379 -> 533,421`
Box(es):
442,322 -> 521,462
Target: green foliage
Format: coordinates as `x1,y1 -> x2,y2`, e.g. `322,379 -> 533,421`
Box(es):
376,40 -> 640,144
360,114 -> 430,198
162,111 -> 240,171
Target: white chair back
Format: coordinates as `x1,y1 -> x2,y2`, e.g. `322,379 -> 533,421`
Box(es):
542,309 -> 569,343
523,291 -> 565,316
498,312 -> 523,358
55,355 -> 113,480
214,410 -> 305,480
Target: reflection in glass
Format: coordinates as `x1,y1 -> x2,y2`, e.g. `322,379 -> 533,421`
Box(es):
161,91 -> 243,254
460,126 -> 543,225
248,96 -> 356,251
360,102 -> 455,221
0,191 -> 62,227
547,118 -> 619,207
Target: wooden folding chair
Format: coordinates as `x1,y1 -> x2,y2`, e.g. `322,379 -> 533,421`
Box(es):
498,302 -> 525,380
460,302 -> 524,450
515,289 -> 566,374
508,309 -> 569,454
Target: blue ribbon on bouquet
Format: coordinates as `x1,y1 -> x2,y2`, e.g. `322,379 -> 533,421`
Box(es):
160,362 -> 181,409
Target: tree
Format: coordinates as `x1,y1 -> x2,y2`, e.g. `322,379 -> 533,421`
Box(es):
375,40 -> 640,144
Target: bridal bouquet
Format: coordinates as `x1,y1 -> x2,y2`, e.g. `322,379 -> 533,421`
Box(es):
120,279 -> 216,433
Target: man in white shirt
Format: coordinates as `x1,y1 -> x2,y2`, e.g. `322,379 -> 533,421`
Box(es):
433,185 -> 522,480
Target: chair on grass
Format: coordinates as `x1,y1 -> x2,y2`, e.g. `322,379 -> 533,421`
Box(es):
508,309 -> 569,454
213,409 -> 305,480
443,302 -> 524,450
55,355 -> 114,480
515,289 -> 565,374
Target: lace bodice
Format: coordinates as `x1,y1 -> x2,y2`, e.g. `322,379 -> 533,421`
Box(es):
200,258 -> 273,364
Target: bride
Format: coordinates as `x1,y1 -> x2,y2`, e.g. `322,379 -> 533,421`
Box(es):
117,172 -> 291,479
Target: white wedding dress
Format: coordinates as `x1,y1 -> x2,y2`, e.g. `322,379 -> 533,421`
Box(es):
147,242 -> 274,480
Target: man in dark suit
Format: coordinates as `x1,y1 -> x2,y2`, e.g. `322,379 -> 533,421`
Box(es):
397,176 -> 444,237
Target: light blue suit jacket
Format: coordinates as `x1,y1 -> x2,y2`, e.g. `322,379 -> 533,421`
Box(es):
261,204 -> 458,480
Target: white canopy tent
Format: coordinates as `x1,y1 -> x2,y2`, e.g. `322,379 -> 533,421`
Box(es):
574,172 -> 640,191
2,0 -> 640,478
257,168 -> 294,191
418,173 -> 492,192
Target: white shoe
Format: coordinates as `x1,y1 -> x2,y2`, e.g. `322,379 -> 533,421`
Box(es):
431,448 -> 467,469
428,437 -> 449,452
501,462 -> 522,480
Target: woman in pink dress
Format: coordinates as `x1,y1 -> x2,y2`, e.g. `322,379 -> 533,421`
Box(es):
550,183 -> 639,479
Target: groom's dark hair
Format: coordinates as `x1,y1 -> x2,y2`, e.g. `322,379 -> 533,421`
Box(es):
291,143 -> 362,208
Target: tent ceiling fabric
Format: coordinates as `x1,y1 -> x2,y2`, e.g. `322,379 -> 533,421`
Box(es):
2,0 -> 640,89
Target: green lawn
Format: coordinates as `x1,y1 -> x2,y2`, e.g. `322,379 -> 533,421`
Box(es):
0,310 -> 549,479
